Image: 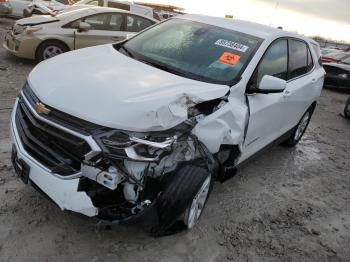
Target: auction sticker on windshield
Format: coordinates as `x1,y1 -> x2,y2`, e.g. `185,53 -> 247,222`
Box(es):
219,52 -> 241,67
215,39 -> 249,52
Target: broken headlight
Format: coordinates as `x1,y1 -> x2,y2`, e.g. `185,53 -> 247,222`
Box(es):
94,130 -> 177,162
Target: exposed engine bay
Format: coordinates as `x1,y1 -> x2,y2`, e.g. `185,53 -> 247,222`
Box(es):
68,91 -> 245,224
78,115 -> 218,222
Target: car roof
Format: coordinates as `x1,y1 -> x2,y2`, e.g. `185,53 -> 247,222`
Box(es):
58,6 -> 157,22
177,14 -> 312,42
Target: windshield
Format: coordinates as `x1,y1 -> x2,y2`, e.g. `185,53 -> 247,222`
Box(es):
120,18 -> 262,85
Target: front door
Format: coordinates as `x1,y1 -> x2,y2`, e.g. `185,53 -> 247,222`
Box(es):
241,39 -> 290,161
74,12 -> 128,49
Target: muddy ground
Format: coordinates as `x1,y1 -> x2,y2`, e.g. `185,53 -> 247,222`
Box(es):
0,17 -> 350,262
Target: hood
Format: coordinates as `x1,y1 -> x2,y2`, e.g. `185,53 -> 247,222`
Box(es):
323,62 -> 350,72
17,15 -> 58,26
28,45 -> 229,132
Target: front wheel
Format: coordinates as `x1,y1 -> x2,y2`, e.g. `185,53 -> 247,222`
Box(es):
152,163 -> 213,236
36,40 -> 69,61
282,106 -> 314,147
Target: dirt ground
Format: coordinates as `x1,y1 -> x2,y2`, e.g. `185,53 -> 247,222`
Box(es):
0,17 -> 350,262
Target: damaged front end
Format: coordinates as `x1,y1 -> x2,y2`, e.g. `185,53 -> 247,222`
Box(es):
14,82 -> 248,233
79,117 -> 214,223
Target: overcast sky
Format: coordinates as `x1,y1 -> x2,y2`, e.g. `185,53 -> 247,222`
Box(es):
258,0 -> 350,24
141,0 -> 350,42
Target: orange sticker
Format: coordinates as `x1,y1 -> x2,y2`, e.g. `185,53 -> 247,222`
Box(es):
219,52 -> 241,67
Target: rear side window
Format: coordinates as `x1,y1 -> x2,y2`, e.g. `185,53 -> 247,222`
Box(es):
307,48 -> 314,71
126,15 -> 154,32
311,43 -> 321,60
254,39 -> 288,86
289,39 -> 313,79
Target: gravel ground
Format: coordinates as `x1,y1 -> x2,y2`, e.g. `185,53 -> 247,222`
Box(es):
1,17 -> 350,262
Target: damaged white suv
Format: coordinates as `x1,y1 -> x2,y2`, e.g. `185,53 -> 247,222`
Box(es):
10,15 -> 324,235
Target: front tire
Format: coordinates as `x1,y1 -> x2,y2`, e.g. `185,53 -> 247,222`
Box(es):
36,40 -> 69,61
282,106 -> 314,147
152,162 -> 213,236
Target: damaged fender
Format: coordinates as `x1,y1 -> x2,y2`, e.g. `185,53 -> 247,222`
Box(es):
192,89 -> 248,154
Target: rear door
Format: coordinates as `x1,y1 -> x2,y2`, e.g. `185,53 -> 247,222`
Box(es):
74,12 -> 127,49
278,39 -> 321,134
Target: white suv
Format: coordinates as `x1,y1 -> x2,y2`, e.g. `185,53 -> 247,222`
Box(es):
10,15 -> 324,236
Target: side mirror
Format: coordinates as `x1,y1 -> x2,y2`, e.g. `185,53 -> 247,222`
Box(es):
78,22 -> 91,32
257,75 -> 286,93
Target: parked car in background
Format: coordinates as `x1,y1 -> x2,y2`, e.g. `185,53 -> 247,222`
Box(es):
3,7 -> 157,61
321,48 -> 338,56
157,11 -> 176,20
10,15 -> 324,235
321,51 -> 350,63
8,0 -> 65,17
71,0 -> 160,20
344,96 -> 350,118
323,56 -> 350,92
0,0 -> 12,16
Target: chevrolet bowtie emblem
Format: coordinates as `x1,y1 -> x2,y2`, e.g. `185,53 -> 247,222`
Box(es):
35,102 -> 50,115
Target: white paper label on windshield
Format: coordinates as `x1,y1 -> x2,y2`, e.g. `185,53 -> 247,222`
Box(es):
215,39 -> 249,52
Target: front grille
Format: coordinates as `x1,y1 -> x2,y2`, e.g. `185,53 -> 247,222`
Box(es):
15,95 -> 91,176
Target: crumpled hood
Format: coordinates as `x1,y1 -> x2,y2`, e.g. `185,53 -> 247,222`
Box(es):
28,44 -> 229,132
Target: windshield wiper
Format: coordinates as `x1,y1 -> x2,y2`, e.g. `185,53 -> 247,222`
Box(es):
138,59 -> 190,77
119,45 -> 134,58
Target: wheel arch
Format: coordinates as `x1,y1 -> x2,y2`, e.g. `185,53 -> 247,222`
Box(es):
35,39 -> 71,60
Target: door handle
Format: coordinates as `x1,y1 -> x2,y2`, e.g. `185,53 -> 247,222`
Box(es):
283,90 -> 292,98
311,78 -> 316,83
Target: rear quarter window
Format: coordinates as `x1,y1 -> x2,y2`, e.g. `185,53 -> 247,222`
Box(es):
288,39 -> 313,79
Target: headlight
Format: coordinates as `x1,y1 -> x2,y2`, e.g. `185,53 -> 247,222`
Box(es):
94,130 -> 178,162
26,26 -> 42,34
94,120 -> 196,162
338,73 -> 350,79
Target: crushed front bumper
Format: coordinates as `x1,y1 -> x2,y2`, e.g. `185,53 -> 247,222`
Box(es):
3,31 -> 40,60
10,98 -> 98,217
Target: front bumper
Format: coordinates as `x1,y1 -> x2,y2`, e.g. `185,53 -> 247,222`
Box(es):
3,31 -> 41,60
10,98 -> 98,217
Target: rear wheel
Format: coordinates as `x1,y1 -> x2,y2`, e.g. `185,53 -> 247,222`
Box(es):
36,40 -> 69,61
282,106 -> 314,147
344,97 -> 350,119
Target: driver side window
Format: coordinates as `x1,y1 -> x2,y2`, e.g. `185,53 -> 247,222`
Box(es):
253,39 -> 288,87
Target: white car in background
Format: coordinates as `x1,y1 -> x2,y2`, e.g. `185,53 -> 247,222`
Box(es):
69,0 -> 159,20
3,7 -> 157,60
8,0 -> 66,17
10,15 -> 324,235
